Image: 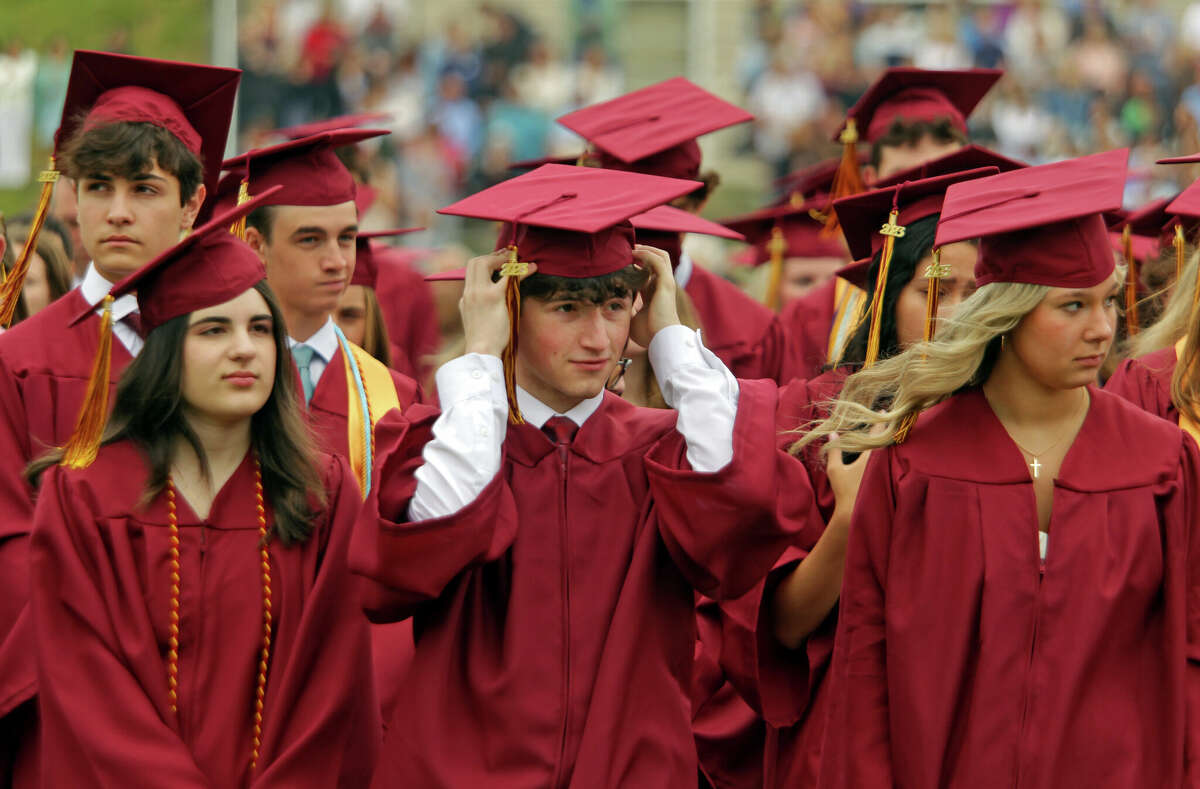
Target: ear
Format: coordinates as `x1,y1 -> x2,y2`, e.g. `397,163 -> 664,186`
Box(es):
860,164 -> 878,186
244,225 -> 270,262
180,183 -> 206,231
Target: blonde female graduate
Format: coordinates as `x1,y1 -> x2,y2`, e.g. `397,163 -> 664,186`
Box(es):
26,195 -> 378,787
809,149 -> 1200,788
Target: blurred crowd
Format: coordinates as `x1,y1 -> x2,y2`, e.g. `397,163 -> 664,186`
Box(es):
11,1 -> 1200,242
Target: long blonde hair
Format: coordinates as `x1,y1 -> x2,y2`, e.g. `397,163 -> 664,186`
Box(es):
795,281 -> 1052,455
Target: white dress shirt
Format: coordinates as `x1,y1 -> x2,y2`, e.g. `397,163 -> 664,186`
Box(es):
287,317 -> 340,388
408,324 -> 739,522
674,251 -> 695,289
80,262 -> 143,357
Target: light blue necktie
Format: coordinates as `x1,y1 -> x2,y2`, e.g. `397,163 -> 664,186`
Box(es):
291,344 -> 316,405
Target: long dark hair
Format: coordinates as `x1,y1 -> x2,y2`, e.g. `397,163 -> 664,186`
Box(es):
839,214 -> 940,369
28,281 -> 325,544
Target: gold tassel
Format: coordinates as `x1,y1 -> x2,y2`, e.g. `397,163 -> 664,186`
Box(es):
893,410 -> 919,444
230,180 -> 251,240
61,295 -> 114,469
922,247 -> 949,344
1122,226 -> 1139,336
864,209 -> 905,367
1176,223 -> 1186,286
817,119 -> 866,236
501,246 -> 526,425
0,158 -> 58,327
763,225 -> 786,312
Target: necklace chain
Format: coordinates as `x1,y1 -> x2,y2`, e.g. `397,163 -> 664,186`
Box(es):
166,456 -> 272,773
1003,391 -> 1089,478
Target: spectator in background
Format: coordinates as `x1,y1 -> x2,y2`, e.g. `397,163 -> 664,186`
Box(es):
747,52 -> 828,178
33,37 -> 69,150
511,40 -> 575,117
296,0 -> 348,120
573,43 -> 622,108
1070,10 -> 1128,97
0,39 -> 36,188
1003,0 -> 1071,85
915,6 -> 972,70
432,71 -> 484,167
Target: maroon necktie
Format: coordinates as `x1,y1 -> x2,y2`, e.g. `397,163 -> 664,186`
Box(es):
541,415 -> 578,446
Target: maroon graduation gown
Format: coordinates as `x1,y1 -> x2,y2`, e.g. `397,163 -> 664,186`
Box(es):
372,247 -> 440,383
778,278 -> 838,382
296,346 -> 420,732
819,387 -> 1200,789
30,443 -> 378,787
351,380 -> 817,787
1104,345 -> 1178,424
0,289 -> 134,783
684,265 -> 794,384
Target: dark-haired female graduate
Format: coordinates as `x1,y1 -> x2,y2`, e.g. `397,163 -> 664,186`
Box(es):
27,193 -> 378,787
0,50 -> 238,785
351,164 -> 817,787
806,149 -> 1200,788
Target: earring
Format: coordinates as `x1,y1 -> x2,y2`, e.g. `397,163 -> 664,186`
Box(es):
1000,334 -> 1008,351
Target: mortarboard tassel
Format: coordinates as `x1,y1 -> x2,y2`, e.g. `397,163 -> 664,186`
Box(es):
864,207 -> 905,367
922,247 -> 949,344
229,180 -> 251,240
1176,223 -> 1186,287
1122,226 -> 1139,337
818,120 -> 866,236
61,295 -> 114,469
763,225 -> 786,312
502,246 -> 527,424
0,158 -> 58,327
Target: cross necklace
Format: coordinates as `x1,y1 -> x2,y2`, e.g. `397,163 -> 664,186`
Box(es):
1005,391 -> 1089,479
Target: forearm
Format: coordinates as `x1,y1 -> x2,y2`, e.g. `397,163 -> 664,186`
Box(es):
771,509 -> 850,649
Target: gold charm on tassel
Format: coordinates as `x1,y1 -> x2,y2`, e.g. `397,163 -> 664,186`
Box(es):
501,246 -> 528,425
0,158 -> 58,327
230,180 -> 252,240
763,225 -> 786,312
61,295 -> 114,469
1122,226 -> 1139,336
864,209 -> 905,368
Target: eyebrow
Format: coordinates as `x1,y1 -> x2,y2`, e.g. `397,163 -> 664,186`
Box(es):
191,314 -> 273,326
292,225 -> 358,236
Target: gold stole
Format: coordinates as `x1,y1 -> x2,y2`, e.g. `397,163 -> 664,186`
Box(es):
341,339 -> 402,497
1174,338 -> 1200,446
826,277 -> 868,366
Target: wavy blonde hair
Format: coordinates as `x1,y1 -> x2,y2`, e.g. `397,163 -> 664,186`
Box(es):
795,281 -> 1058,455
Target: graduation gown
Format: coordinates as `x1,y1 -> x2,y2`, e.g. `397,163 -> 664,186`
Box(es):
372,247 -> 440,383
29,442 -> 378,787
297,345 -> 420,732
778,278 -> 837,382
1104,345 -> 1178,423
351,380 -> 816,788
819,387 -> 1200,789
0,289 -> 134,782
684,265 -> 793,384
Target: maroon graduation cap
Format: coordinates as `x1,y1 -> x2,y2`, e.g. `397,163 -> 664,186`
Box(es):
222,129 -> 390,207
273,112 -> 392,140
351,228 -> 425,288
935,148 -> 1129,288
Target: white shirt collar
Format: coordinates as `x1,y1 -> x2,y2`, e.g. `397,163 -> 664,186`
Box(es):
287,317 -> 339,363
80,262 -> 139,321
674,250 -> 694,289
515,385 -> 604,430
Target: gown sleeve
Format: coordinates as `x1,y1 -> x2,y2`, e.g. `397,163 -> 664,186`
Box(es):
30,466 -> 211,787
253,456 -> 379,788
644,378 -> 820,601
349,403 -> 519,623
1105,356 -> 1173,420
818,448 -> 896,789
1180,437 -> 1200,788
0,356 -> 36,719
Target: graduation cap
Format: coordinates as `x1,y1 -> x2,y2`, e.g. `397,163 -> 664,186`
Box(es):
834,166 -> 999,363
508,154 -> 583,171
720,201 -> 850,311
60,186 -> 283,470
221,128 -> 390,209
823,68 -> 1002,234
436,164 -> 701,422
1,50 -> 240,327
629,205 -> 744,239
775,156 -> 860,206
934,148 -> 1129,289
557,77 -> 753,180
351,228 -> 425,288
273,112 -> 392,140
